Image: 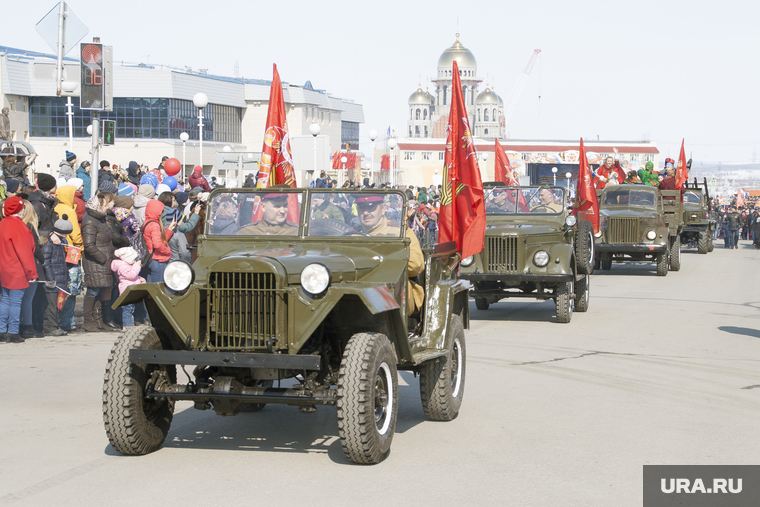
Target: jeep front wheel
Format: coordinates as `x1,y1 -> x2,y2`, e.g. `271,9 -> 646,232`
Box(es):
669,236 -> 681,271
575,221 -> 594,274
337,332 -> 398,465
420,315 -> 466,421
555,281 -> 573,323
103,326 -> 176,455
656,253 -> 668,276
574,274 -> 590,313
697,232 -> 709,254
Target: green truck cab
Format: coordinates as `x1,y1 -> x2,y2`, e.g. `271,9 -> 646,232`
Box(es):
103,188 -> 469,465
458,184 -> 594,324
680,178 -> 716,254
595,184 -> 683,276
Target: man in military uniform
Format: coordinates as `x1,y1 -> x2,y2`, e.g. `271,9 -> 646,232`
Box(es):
237,194 -> 298,236
486,188 -> 509,213
531,188 -> 563,213
311,194 -> 344,222
355,195 -> 424,315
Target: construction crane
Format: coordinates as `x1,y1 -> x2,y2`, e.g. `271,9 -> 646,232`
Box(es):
502,49 -> 541,129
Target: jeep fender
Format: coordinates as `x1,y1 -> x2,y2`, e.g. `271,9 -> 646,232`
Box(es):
545,243 -> 575,276
421,279 -> 470,356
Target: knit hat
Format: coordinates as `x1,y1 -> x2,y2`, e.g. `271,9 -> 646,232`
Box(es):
114,246 -> 138,264
140,173 -> 159,189
86,195 -> 102,212
56,177 -> 68,189
4,179 -> 19,194
98,180 -> 118,194
100,160 -> 110,169
53,214 -> 73,235
155,183 -> 171,195
114,207 -> 132,222
162,207 -> 179,226
138,184 -> 155,199
4,196 -> 23,216
118,183 -> 135,197
113,195 -> 134,209
68,178 -> 84,190
37,173 -> 57,192
175,192 -> 189,206
65,151 -> 76,161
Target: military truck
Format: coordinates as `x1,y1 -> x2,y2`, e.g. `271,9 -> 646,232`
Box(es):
103,188 -> 470,465
458,184 -> 594,324
680,178 -> 716,254
594,184 -> 683,276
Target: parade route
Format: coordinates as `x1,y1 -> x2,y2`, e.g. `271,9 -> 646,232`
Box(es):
1,242 -> 758,506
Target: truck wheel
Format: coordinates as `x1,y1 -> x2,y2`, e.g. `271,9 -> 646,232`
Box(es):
419,315 -> 466,421
103,326 -> 176,455
574,221 -> 594,274
601,254 -> 612,271
656,253 -> 668,276
593,255 -> 601,271
697,232 -> 709,254
669,236 -> 681,271
708,235 -> 715,252
337,332 -> 398,465
555,281 -> 573,323
574,274 -> 590,313
475,298 -> 490,310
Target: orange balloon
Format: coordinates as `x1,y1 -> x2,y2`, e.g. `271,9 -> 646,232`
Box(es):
164,157 -> 181,176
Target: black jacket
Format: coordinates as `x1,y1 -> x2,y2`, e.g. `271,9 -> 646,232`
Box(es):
41,235 -> 69,293
28,190 -> 58,234
82,209 -> 115,288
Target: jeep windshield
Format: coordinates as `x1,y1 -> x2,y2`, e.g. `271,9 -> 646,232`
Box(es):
602,189 -> 657,208
307,191 -> 404,238
485,186 -> 566,215
206,190 -> 303,236
683,191 -> 701,204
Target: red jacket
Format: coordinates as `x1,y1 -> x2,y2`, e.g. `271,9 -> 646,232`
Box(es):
593,159 -> 626,189
143,200 -> 173,263
188,170 -> 211,192
73,191 -> 87,224
0,216 -> 38,289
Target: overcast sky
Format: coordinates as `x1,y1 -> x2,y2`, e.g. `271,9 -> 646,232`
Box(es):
7,0 -> 760,163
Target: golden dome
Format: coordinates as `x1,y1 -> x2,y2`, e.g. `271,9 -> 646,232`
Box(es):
408,87 -> 434,104
476,87 -> 502,105
437,34 -> 477,69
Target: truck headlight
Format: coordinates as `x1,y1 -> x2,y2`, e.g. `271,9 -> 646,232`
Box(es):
461,255 -> 474,267
565,215 -> 577,227
533,250 -> 550,267
301,263 -> 331,296
163,260 -> 194,292
646,230 -> 656,240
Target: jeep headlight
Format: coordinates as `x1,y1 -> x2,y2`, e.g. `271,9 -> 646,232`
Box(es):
301,263 -> 331,296
461,255 -> 474,267
533,250 -> 550,267
163,260 -> 194,292
565,215 -> 577,227
646,230 -> 656,240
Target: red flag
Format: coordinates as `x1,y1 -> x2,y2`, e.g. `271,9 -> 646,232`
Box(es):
494,139 -> 519,186
573,138 -> 600,234
438,61 -> 486,259
380,154 -> 390,171
675,139 -> 688,190
257,64 -> 296,188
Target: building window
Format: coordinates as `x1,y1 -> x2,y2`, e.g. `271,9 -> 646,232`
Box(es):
478,109 -> 481,121
484,109 -> 489,121
422,152 -> 431,160
629,153 -> 638,161
409,126 -> 412,136
443,85 -> 448,105
439,152 -> 445,160
484,128 -> 488,135
9,100 -> 15,112
537,153 -> 547,158
415,109 -> 421,120
423,109 -> 427,120
424,126 -> 428,137
522,153 -> 530,160
328,112 -> 331,126
493,109 -> 496,121
341,121 -> 360,150
415,126 -> 420,137
404,151 -> 416,160
643,154 -> 654,162
462,86 -> 467,104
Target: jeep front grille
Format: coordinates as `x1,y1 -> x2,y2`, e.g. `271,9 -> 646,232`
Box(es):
608,218 -> 639,244
207,272 -> 285,350
484,236 -> 519,273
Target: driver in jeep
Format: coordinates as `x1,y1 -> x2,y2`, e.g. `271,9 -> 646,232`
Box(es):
237,193 -> 298,236
531,188 -> 563,213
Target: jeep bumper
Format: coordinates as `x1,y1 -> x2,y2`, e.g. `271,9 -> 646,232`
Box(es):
596,243 -> 667,254
129,349 -> 321,370
460,273 -> 574,283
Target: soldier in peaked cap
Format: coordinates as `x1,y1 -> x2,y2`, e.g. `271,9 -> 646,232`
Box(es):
237,193 -> 298,236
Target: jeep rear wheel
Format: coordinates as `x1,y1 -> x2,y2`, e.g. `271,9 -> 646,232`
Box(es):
103,326 -> 176,455
420,315 -> 466,421
555,281 -> 573,323
601,254 -> 612,271
475,298 -> 490,311
337,332 -> 398,465
656,253 -> 668,276
574,274 -> 590,313
697,232 -> 709,254
669,236 -> 681,271
575,221 -> 594,274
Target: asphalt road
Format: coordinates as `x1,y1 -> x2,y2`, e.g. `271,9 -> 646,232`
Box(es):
1,241 -> 758,506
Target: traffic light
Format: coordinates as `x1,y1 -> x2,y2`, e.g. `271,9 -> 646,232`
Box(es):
80,43 -> 104,110
103,120 -> 115,145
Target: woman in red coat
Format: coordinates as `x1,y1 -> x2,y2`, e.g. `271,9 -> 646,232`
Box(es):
188,166 -> 211,192
0,196 -> 39,343
143,200 -> 177,283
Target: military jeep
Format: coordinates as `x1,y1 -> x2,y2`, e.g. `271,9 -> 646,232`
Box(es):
458,184 -> 594,324
103,188 -> 470,465
594,184 -> 683,276
680,178 -> 716,254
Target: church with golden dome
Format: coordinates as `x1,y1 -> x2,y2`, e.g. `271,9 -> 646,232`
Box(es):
407,34 -> 505,140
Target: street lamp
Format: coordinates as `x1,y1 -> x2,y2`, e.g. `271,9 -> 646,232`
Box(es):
565,171 -> 572,194
368,129 -> 378,185
552,166 -> 558,185
387,138 -> 397,187
180,132 -> 189,182
309,123 -> 320,184
193,92 -> 208,171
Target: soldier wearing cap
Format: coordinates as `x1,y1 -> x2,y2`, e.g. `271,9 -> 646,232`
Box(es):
531,188 -> 563,213
237,193 -> 298,236
486,188 -> 509,213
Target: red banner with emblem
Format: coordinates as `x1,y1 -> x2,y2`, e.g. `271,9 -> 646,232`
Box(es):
494,139 -> 519,186
573,138 -> 600,234
675,139 -> 688,190
257,64 -> 296,188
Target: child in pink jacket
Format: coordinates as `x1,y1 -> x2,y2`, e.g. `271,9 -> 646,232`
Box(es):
110,247 -> 146,329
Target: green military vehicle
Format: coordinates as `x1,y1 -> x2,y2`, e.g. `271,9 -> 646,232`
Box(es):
594,184 -> 684,276
680,178 -> 716,254
103,188 -> 470,465
458,184 -> 594,324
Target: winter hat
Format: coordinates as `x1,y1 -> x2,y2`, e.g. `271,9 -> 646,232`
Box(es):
68,178 -> 84,190
98,180 -> 118,194
175,192 -> 189,206
138,184 -> 155,199
114,207 -> 132,222
114,246 -> 138,265
4,179 -> 19,194
85,195 -> 102,212
155,183 -> 171,195
162,207 -> 179,225
128,161 -> 140,174
53,214 -> 74,235
188,188 -> 202,199
118,183 -> 135,197
100,160 -> 110,169
65,151 -> 76,161
140,173 -> 159,189
3,196 -> 23,216
113,195 -> 134,209
56,177 -> 69,189
37,173 -> 57,192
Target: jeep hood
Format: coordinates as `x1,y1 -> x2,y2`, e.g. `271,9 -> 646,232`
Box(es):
485,222 -> 560,236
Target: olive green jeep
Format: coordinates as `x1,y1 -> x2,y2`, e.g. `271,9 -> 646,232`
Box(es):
594,184 -> 684,276
680,178 -> 716,254
103,188 -> 469,465
458,184 -> 594,324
